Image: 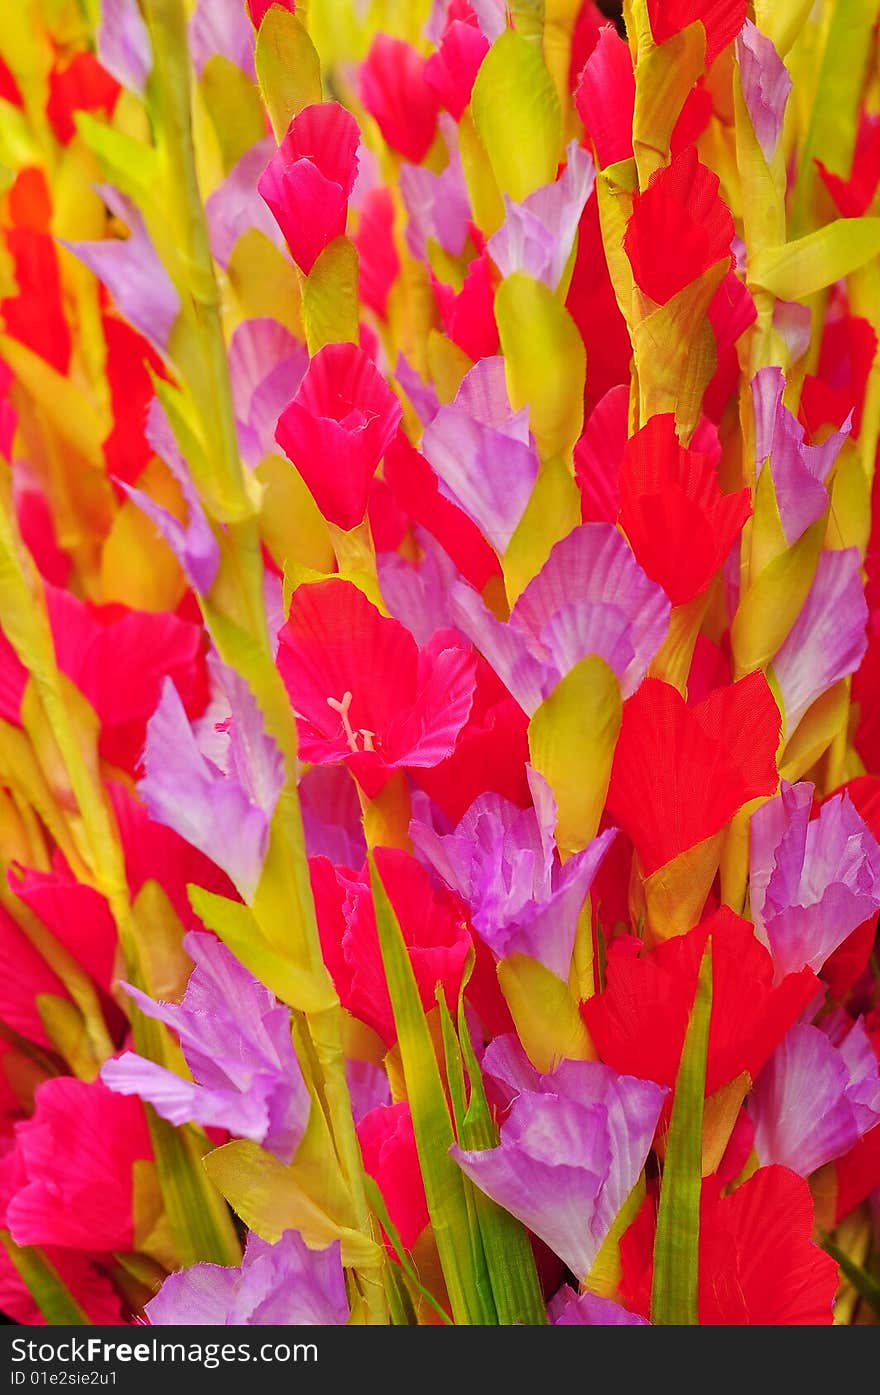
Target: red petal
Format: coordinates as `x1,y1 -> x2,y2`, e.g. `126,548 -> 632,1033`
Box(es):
624,146 -> 734,305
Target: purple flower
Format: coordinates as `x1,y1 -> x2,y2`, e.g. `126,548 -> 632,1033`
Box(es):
751,367 -> 849,546
98,0 -> 151,95
146,1230 -> 348,1325
451,1037 -> 667,1281
395,354 -> 441,429
139,659 -> 285,902
299,765 -> 366,870
488,142 -> 595,291
422,357 -> 539,554
101,932 -> 310,1164
736,22 -> 792,165
377,530 -> 462,645
772,548 -> 868,735
750,1017 -> 880,1176
450,522 -> 670,715
400,117 -> 472,263
549,1285 -> 649,1326
120,400 -> 220,595
228,318 -> 308,469
750,781 -> 880,980
412,776 -> 616,980
189,0 -> 255,79
62,188 -> 179,356
206,141 -> 286,269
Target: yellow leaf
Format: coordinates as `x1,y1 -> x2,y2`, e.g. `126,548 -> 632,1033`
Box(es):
100,462 -> 187,613
495,273 -> 586,460
257,454 -> 335,575
200,55 -> 267,173
732,514 -> 825,675
632,260 -> 725,440
497,953 -> 596,1074
778,677 -> 849,782
528,656 -> 621,855
471,30 -> 563,202
586,1176 -> 645,1298
641,832 -> 725,943
426,329 -> 472,402
36,996 -> 98,1080
0,335 -> 106,467
226,230 -> 304,338
456,110 -> 505,237
502,455 -> 581,604
648,591 -> 711,696
633,24 -> 705,183
750,220 -> 880,300
701,1072 -> 750,1177
755,0 -> 816,57
255,8 -> 323,143
825,441 -> 871,556
204,1139 -> 382,1270
360,771 -> 412,853
303,236 -> 359,353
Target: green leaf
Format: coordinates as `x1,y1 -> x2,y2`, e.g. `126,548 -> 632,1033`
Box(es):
368,853 -> 489,1324
255,7 -> 323,142
362,1177 -> 451,1325
0,1231 -> 89,1324
651,939 -> 713,1325
819,1233 -> 880,1317
750,219 -> 880,300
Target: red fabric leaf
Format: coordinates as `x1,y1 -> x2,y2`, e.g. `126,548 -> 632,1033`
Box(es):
624,146 -> 734,306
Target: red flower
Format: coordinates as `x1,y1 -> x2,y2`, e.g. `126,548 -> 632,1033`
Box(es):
355,188 -> 400,322
575,25 -> 635,169
817,110 -> 880,218
275,342 -> 403,530
359,36 -> 440,164
1,169 -> 71,374
8,860 -> 118,994
357,1102 -> 430,1251
246,0 -> 296,26
646,0 -> 748,68
565,192 -> 632,407
623,146 -> 734,305
14,488 -> 70,587
278,579 -> 477,786
702,269 -> 757,422
382,430 -> 501,592
309,847 -> 472,1047
5,1078 -> 153,1252
800,313 -> 877,438
581,908 -> 819,1096
412,654 -> 531,823
46,51 -> 120,145
0,904 -> 71,1050
606,674 -> 780,876
432,250 -> 500,364
0,586 -> 207,772
258,102 -> 360,275
620,1167 -> 838,1324
424,10 -> 489,121
617,413 -> 751,605
102,311 -> 167,488
575,385 -> 629,524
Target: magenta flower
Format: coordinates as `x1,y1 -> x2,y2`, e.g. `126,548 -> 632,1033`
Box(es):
736,21 -> 792,164
751,367 -> 849,545
275,342 -> 402,530
258,102 -> 360,275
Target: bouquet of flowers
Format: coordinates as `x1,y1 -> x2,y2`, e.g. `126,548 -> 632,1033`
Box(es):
0,0 -> 878,1329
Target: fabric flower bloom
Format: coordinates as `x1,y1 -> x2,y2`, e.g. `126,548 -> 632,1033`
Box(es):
750,1018 -> 880,1177
646,0 -> 748,68
549,1286 -> 648,1326
606,673 -> 780,876
749,781 -> 880,980
422,357 -> 538,555
751,366 -> 849,546
359,35 -> 440,164
617,414 -> 751,606
309,847 -> 472,1048
624,145 -> 735,305
735,21 -> 792,165
357,1102 -> 430,1252
258,102 -> 360,275
274,342 -> 402,531
487,142 -> 596,292
575,24 -> 635,170
101,932 -> 310,1164
451,1040 -> 667,1282
277,579 -> 477,786
451,522 -> 671,716
411,777 -> 617,980
139,659 -> 284,903
5,1079 -> 152,1252
146,1230 -> 349,1326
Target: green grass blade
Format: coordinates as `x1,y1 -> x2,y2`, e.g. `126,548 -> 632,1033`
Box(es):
362,1177 -> 451,1325
651,938 -> 713,1325
820,1233 -> 880,1316
368,854 -> 489,1324
1,1230 -> 89,1324
456,992 -> 548,1326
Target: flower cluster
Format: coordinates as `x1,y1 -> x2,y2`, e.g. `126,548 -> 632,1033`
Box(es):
0,0 -> 878,1330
